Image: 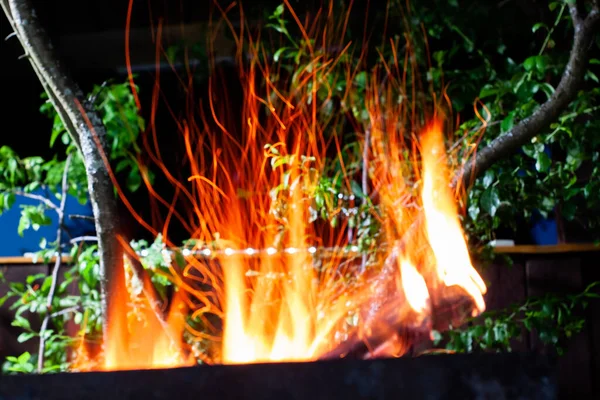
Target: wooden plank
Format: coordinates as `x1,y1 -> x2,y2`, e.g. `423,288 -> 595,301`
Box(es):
0,256 -> 73,265
580,253 -> 600,399
495,243 -> 600,255
526,256 -> 592,399
479,260 -> 528,351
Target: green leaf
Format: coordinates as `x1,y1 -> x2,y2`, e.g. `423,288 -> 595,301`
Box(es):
127,168 -> 142,192
350,180 -> 365,199
18,351 -> 31,364
535,151 -> 551,173
501,111 -> 516,134
539,83 -> 554,99
174,250 -> 186,268
12,315 -> 31,330
265,23 -> 290,36
532,23 -> 547,33
482,170 -> 495,187
523,56 -> 536,71
535,55 -> 547,73
586,70 -> 599,83
273,4 -> 284,17
478,85 -> 497,99
354,71 -> 367,89
17,332 -> 36,343
480,187 -> 501,217
273,47 -> 288,62
468,201 -> 480,220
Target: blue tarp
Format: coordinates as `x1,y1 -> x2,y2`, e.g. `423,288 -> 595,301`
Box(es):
0,188 -> 95,257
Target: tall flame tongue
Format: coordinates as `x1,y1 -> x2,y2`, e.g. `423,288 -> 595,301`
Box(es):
420,122 -> 487,318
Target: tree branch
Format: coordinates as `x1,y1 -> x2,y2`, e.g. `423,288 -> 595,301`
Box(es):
5,0 -> 123,343
12,190 -> 60,214
70,236 -> 98,244
69,214 -> 95,221
455,3 -> 600,188
360,127 -> 371,273
37,154 -> 71,372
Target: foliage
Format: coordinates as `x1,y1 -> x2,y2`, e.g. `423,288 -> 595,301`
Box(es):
435,281 -> 600,356
1,81 -> 146,373
0,81 -> 151,243
254,0 -> 600,253
40,80 -> 149,193
450,2 -> 600,246
2,244 -> 103,373
130,234 -> 177,301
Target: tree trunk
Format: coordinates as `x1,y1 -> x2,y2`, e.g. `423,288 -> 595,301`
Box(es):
3,0 -> 122,342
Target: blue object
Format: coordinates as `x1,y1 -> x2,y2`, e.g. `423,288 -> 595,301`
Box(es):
516,145 -> 559,245
0,188 -> 95,257
529,214 -> 559,245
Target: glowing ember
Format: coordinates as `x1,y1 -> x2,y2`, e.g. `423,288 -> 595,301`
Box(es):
72,0 -> 487,370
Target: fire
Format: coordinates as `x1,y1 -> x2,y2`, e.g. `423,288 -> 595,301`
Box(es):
72,0 -> 487,370
74,257 -> 195,371
420,123 -> 487,315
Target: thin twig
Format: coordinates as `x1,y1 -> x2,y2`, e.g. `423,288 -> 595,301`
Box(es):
70,236 -> 98,244
50,306 -> 79,319
69,214 -> 95,221
86,80 -> 110,106
12,190 -> 61,214
37,154 -> 71,372
360,126 -> 371,273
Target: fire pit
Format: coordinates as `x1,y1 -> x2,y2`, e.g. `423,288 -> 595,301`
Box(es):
0,353 -> 556,400
0,3 -> 562,399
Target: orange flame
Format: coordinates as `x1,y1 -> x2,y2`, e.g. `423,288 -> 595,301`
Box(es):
72,0 -> 488,370
420,122 -> 487,315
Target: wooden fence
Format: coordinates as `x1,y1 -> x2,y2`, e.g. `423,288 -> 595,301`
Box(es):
1,244 -> 599,399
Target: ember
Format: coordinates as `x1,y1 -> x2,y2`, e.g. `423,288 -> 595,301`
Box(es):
73,0 -> 487,370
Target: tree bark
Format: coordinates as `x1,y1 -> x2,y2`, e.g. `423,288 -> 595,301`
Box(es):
3,0 -> 122,342
456,2 -> 600,188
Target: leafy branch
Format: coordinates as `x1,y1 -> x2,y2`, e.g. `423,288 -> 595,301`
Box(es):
37,154 -> 71,371
456,0 -> 600,187
437,281 -> 600,355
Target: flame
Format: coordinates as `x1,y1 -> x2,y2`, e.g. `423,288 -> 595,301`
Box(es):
74,257 -> 195,371
398,258 -> 430,314
420,122 -> 487,315
70,0 -> 489,370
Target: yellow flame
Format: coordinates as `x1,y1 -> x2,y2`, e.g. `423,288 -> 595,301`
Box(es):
420,122 -> 487,314
399,258 -> 430,314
